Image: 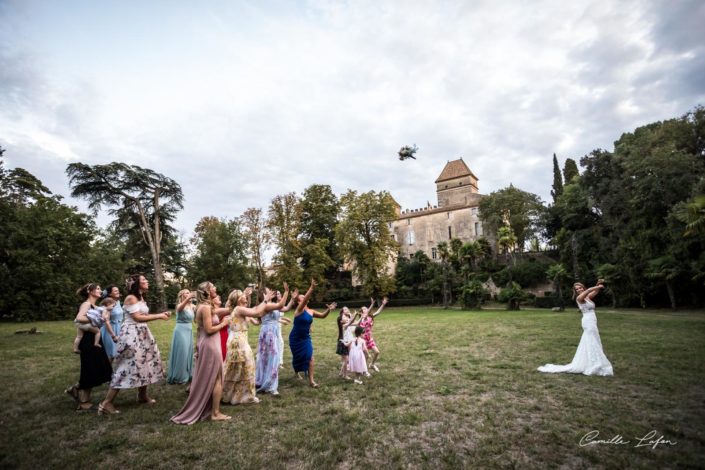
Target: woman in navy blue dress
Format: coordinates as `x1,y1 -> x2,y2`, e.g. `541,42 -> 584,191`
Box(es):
288,279 -> 336,388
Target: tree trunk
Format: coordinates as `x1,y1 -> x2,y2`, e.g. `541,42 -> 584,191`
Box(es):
137,202 -> 167,312
666,281 -> 677,311
570,233 -> 579,280
556,282 -> 564,311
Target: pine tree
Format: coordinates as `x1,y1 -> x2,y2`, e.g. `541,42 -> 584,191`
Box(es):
551,153 -> 563,203
563,158 -> 579,184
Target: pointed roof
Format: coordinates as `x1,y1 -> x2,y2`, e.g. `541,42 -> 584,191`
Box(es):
435,158 -> 478,183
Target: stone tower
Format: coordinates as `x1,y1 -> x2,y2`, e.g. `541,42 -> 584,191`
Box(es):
435,158 -> 479,208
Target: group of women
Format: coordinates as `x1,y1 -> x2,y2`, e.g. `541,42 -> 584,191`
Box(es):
68,272 -> 613,423
66,274 -> 171,412
66,275 -> 352,424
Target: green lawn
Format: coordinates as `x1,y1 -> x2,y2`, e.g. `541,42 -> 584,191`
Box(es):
1,307 -> 704,469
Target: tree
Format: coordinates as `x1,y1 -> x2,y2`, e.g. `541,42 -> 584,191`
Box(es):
190,216 -> 251,293
551,153 -> 563,203
478,184 -> 545,252
241,207 -> 270,286
267,193 -> 303,288
646,255 -> 680,310
563,158 -> 579,184
66,162 -> 183,310
461,279 -> 487,310
498,281 -> 527,311
546,263 -> 569,311
497,226 -> 518,284
336,190 -> 398,297
299,185 -> 340,289
436,241 -> 453,308
675,195 -> 705,237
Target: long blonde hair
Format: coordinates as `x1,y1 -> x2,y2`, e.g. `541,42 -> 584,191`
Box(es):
177,289 -> 190,304
572,282 -> 586,300
226,289 -> 244,310
196,281 -> 215,307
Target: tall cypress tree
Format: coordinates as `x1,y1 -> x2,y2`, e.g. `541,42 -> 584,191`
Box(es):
563,158 -> 579,184
551,153 -> 563,203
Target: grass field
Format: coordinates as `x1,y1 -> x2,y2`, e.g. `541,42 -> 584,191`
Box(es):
1,306 -> 704,469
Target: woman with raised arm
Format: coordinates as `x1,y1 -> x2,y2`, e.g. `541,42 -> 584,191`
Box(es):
359,297 -> 388,372
171,281 -> 232,424
289,279 -> 337,388
256,286 -> 297,395
538,280 -> 613,376
167,289 -> 197,384
221,286 -> 286,405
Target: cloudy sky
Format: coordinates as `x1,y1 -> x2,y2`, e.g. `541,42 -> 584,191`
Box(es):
2,0 -> 704,236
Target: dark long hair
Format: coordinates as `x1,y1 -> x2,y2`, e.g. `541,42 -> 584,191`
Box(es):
126,274 -> 144,301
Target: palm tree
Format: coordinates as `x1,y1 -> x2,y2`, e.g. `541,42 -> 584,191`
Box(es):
497,226 -> 518,285
437,241 -> 452,309
546,263 -> 569,311
675,195 -> 705,237
646,255 -> 680,310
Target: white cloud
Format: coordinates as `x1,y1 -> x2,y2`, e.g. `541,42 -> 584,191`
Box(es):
1,0 -> 704,235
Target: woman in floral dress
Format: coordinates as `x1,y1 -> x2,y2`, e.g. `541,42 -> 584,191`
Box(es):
98,274 -> 171,415
255,289 -> 295,395
221,285 -> 287,405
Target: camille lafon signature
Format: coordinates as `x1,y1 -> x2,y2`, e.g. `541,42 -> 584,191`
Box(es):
579,430 -> 677,449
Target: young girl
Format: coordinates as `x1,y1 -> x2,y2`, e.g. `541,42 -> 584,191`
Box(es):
358,297 -> 388,372
347,326 -> 369,385
336,307 -> 360,380
73,297 -> 118,353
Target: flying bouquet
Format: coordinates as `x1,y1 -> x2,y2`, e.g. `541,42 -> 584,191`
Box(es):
398,144 -> 418,161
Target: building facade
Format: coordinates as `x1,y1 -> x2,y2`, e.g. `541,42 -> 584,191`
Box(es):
391,158 -> 486,261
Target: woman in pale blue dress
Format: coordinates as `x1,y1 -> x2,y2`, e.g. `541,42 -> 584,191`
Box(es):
255,289 -> 294,394
100,285 -> 123,359
167,289 -> 196,384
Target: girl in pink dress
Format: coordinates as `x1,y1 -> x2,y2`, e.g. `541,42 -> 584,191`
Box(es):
358,297 -> 388,372
347,326 -> 369,385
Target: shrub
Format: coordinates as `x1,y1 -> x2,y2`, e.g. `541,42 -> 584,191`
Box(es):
461,280 -> 487,310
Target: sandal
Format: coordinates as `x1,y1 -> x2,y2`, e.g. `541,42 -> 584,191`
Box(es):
138,397 -> 157,405
64,384 -> 79,402
76,403 -> 96,412
98,402 -> 120,415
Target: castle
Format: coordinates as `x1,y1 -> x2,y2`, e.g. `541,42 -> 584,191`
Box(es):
391,158 -> 486,260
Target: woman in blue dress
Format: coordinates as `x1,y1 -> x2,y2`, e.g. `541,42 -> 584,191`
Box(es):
255,288 -> 295,395
100,285 -> 123,359
167,289 -> 197,384
288,279 -> 336,388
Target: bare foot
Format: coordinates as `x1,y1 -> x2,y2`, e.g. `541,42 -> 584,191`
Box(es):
309,381 -> 319,388
211,413 -> 232,421
72,348 -> 80,354
295,372 -> 304,380
94,343 -> 102,349
138,396 -> 157,405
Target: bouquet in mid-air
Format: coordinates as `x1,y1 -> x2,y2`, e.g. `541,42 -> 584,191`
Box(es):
398,144 -> 418,161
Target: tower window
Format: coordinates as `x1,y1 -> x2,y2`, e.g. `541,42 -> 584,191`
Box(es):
448,226 -> 452,239
432,247 -> 437,260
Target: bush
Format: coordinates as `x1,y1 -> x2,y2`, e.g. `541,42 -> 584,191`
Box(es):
461,280 -> 487,310
498,282 -> 529,310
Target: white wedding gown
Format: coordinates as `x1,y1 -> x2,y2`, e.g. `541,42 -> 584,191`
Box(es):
538,298 -> 613,376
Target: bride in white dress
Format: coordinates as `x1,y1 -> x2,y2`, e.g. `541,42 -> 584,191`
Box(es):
538,281 -> 613,376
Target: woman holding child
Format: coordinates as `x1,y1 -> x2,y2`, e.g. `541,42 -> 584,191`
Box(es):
65,283 -> 113,411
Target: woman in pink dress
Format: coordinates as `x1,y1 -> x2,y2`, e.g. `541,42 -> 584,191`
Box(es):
171,281 -> 233,424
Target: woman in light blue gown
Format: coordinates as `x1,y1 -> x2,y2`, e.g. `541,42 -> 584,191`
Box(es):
255,289 -> 294,394
167,289 -> 196,384
100,285 -> 123,359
